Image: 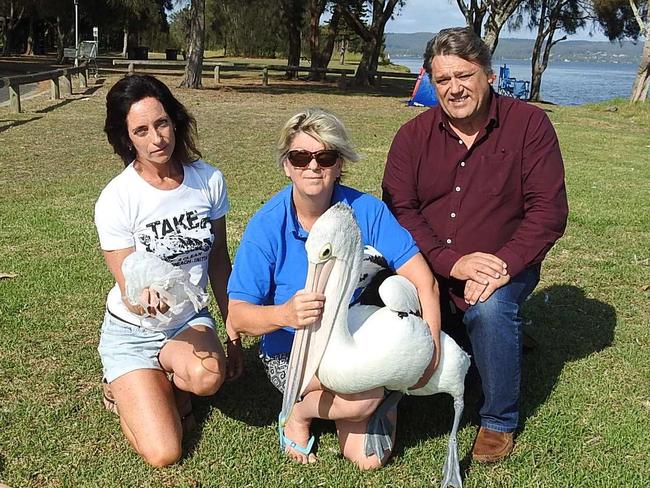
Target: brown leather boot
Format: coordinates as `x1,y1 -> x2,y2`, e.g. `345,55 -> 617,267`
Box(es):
471,427 -> 514,462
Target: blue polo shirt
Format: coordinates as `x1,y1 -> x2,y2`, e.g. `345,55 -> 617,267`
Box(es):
228,183 -> 419,356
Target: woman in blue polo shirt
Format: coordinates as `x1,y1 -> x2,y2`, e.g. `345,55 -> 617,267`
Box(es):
227,108 -> 441,469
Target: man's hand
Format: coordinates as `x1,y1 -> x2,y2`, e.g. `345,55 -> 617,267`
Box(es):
450,252 -> 508,283
282,290 -> 325,329
464,274 -> 511,305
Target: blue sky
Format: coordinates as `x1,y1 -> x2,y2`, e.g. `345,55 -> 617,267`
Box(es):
385,0 -> 608,41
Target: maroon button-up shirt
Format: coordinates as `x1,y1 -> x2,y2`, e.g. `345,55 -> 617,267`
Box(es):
382,91 -> 568,311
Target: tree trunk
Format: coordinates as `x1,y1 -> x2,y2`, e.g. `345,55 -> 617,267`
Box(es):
630,26 -> 650,101
283,0 -> 304,79
2,1 -> 25,56
55,16 -> 65,63
354,37 -> 378,86
24,15 -> 34,56
180,0 -> 206,89
482,21 -> 501,53
342,0 -> 400,87
122,27 -> 128,58
286,24 -> 301,79
308,2 -> 341,81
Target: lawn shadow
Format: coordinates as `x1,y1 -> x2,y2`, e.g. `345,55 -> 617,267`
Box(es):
204,77 -> 415,100
198,344 -> 281,428
519,284 -> 616,424
0,452 -> 5,477
393,284 -> 615,479
0,116 -> 43,133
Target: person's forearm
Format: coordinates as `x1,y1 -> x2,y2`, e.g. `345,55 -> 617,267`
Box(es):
396,253 -> 441,336
208,245 -> 232,321
228,299 -> 290,337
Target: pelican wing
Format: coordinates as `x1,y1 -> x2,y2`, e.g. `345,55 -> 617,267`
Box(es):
378,274 -> 421,315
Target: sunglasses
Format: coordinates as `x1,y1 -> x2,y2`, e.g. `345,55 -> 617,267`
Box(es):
287,149 -> 340,168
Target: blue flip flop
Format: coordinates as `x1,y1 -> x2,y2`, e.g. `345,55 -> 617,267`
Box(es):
278,413 -> 315,456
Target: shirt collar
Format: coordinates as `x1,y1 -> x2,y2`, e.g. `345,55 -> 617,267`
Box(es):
437,87 -> 499,133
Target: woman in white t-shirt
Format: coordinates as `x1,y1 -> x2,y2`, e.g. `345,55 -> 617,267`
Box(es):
95,75 -> 242,467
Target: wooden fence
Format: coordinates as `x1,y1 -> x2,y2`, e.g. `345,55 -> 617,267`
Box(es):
0,63 -> 89,113
111,59 -> 418,87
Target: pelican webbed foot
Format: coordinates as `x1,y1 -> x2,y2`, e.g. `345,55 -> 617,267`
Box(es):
363,390 -> 403,459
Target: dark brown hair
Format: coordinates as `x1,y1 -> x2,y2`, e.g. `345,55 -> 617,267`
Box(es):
104,74 -> 201,166
423,27 -> 493,78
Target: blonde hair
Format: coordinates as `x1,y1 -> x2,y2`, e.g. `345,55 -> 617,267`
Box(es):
276,108 -> 361,169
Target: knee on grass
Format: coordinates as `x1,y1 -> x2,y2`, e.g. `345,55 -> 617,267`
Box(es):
140,441 -> 182,467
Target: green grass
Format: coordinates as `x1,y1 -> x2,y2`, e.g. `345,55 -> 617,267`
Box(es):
0,75 -> 649,487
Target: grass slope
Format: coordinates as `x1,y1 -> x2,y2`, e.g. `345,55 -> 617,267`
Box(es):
0,75 -> 648,488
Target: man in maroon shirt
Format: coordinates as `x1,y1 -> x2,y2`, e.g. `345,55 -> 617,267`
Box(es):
382,27 -> 568,463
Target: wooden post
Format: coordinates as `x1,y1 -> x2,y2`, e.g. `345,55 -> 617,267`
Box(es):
79,69 -> 87,89
262,67 -> 268,87
214,65 -> 220,84
60,74 -> 72,96
9,84 -> 21,113
128,63 -> 135,74
337,72 -> 347,90
50,77 -> 60,100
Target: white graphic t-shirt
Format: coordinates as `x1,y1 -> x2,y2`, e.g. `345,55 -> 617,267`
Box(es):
95,159 -> 229,328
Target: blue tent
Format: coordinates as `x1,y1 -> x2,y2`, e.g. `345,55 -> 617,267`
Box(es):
409,68 -> 438,107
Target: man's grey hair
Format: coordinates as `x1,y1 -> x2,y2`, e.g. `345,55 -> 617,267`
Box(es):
423,27 -> 493,78
276,107 -> 360,168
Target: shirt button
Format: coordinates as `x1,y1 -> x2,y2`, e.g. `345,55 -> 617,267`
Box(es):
458,140 -> 463,145
446,238 -> 452,244
460,161 -> 466,167
451,212 -> 456,218
455,186 -> 461,192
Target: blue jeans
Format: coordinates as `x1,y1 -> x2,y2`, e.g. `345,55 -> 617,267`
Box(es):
463,265 -> 540,432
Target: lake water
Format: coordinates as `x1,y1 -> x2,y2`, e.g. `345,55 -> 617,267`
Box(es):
393,56 -> 638,105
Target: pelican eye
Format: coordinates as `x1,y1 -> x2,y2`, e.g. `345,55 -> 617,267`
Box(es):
319,244 -> 332,261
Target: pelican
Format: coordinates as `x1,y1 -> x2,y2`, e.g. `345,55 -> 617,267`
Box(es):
280,203 -> 470,488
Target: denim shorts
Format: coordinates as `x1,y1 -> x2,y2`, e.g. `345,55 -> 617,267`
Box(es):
98,308 -> 216,383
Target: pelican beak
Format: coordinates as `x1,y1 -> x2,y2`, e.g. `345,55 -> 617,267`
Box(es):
306,258 -> 336,295
280,257 -> 336,422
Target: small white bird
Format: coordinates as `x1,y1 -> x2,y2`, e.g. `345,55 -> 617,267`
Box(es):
282,203 -> 470,488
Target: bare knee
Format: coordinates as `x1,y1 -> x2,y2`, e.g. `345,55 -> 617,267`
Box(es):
140,442 -> 182,467
185,359 -> 225,396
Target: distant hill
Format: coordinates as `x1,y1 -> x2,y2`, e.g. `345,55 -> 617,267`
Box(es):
385,33 -> 643,64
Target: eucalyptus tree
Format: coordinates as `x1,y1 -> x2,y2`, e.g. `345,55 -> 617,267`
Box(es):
110,0 -> 171,58
593,0 -> 649,101
455,0 -> 524,52
307,1 -> 342,80
0,0 -> 25,55
279,0 -> 307,79
179,0 -> 205,88
340,0 -> 404,86
511,0 -> 588,101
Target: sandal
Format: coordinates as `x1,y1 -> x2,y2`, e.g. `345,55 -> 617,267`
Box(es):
102,380 -> 119,415
278,413 -> 315,457
172,377 -> 196,435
